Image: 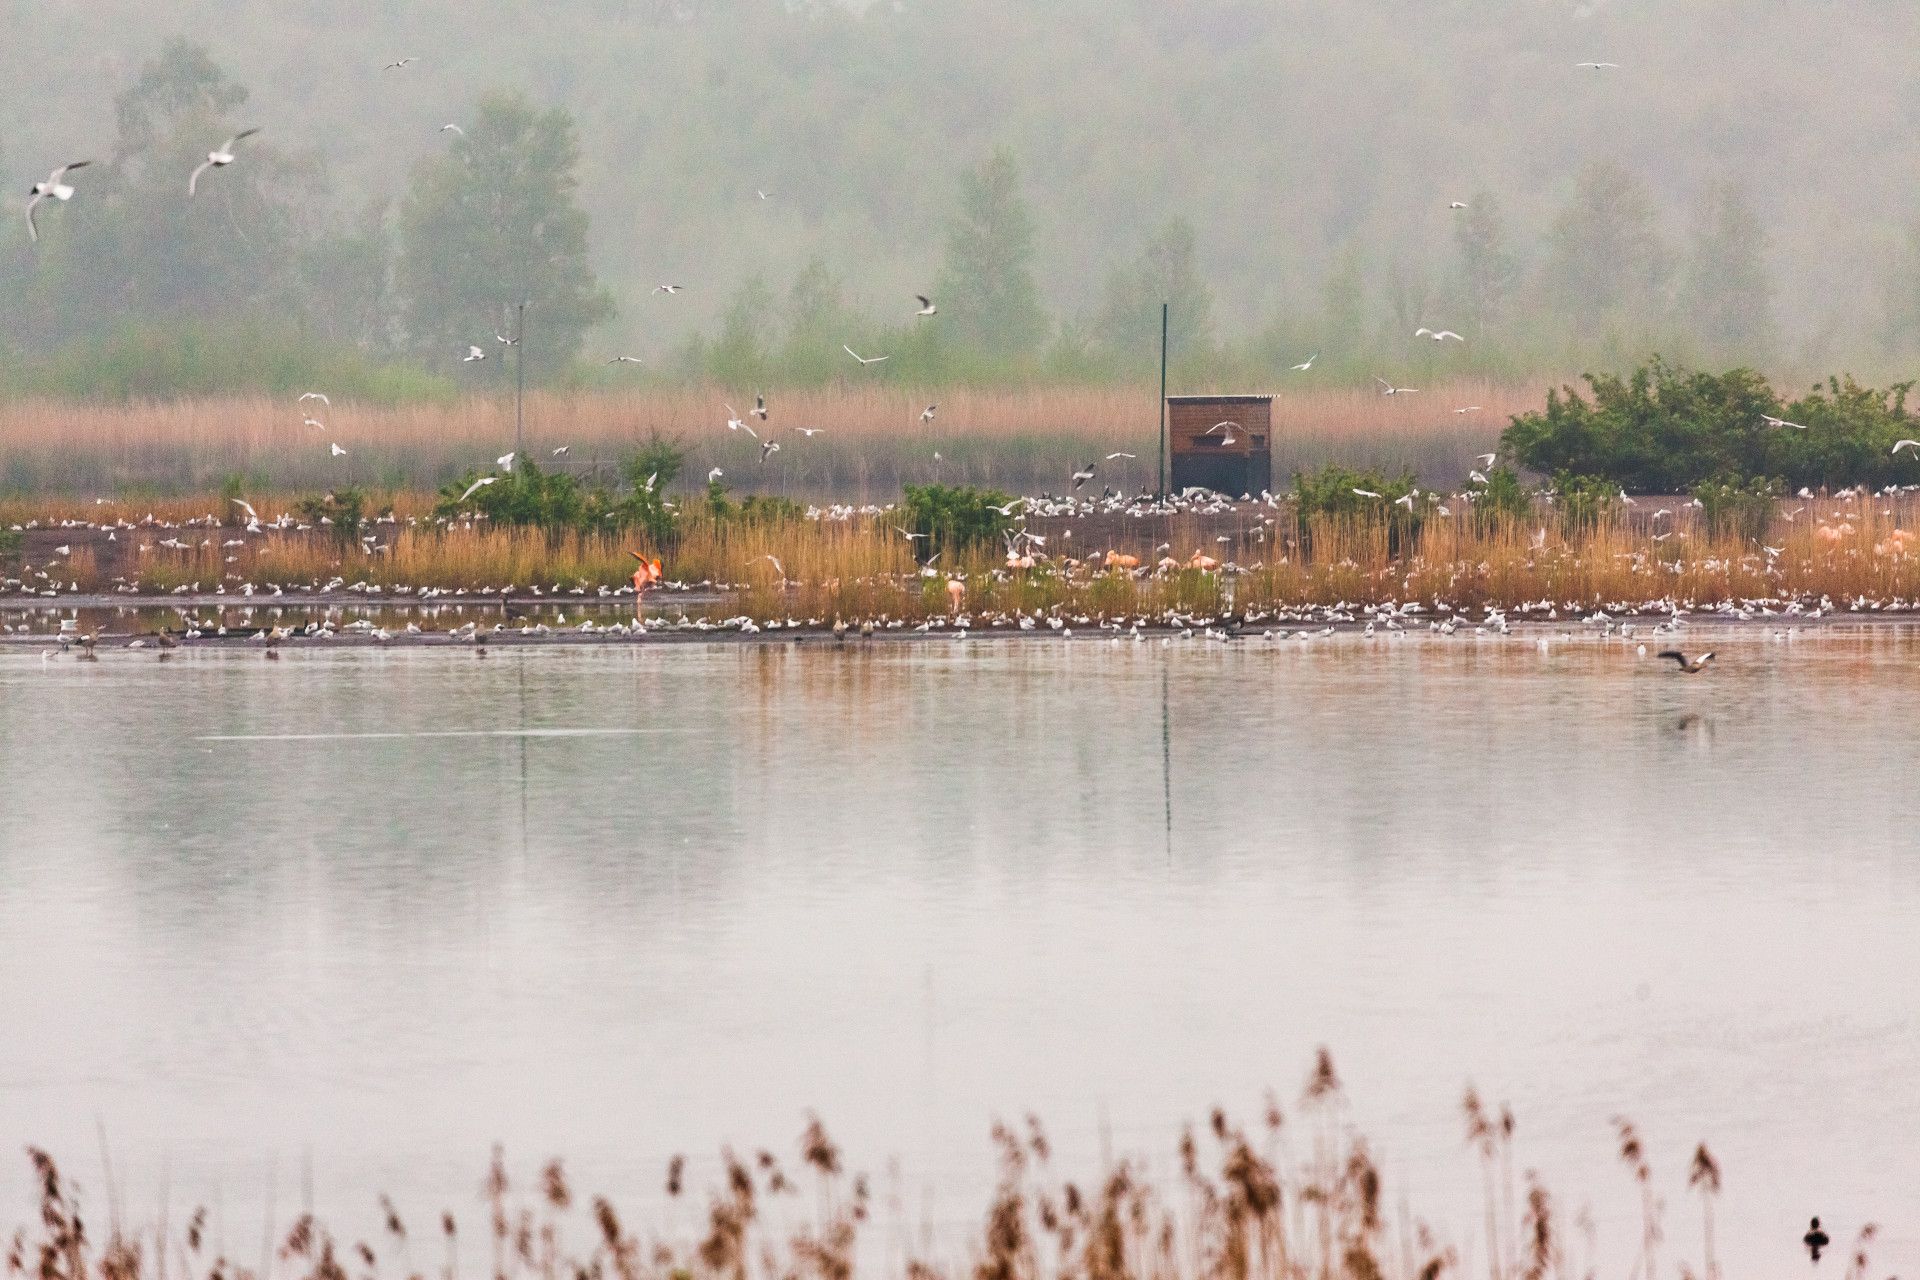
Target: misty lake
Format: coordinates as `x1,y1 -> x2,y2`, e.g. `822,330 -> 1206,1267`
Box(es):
1,631 -> 1915,1276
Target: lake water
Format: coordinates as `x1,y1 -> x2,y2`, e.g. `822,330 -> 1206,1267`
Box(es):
2,630 -> 1916,1276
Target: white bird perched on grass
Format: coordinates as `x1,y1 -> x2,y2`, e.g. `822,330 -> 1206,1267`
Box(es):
1763,414 -> 1808,429
329,443 -> 347,457
1892,439 -> 1920,455
914,294 -> 937,317
26,160 -> 92,243
1415,327 -> 1465,342
1352,488 -> 1383,499
384,57 -> 418,70
845,344 -> 890,366
1374,377 -> 1418,395
188,128 -> 260,196
462,345 -> 486,362
920,404 -> 937,423
751,394 -> 768,421
1291,353 -> 1317,371
299,391 -> 329,405
723,404 -> 757,438
497,452 -> 515,471
459,476 -> 498,502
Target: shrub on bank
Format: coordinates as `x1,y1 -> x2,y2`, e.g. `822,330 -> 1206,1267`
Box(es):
899,483 -> 1016,558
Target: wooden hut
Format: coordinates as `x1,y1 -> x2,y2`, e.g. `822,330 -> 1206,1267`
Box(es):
1168,395 -> 1272,496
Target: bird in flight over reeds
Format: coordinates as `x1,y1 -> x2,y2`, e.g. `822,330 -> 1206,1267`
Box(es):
723,405 -> 757,438
497,452 -> 515,471
893,526 -> 928,541
459,476 -> 497,502
845,345 -> 890,365
462,345 -> 486,362
915,294 -> 937,317
760,439 -> 780,462
1415,327 -> 1464,342
752,394 -> 768,421
1456,406 -> 1483,414
552,445 -> 569,456
329,442 -> 347,457
1762,414 -> 1807,429
920,404 -> 937,423
707,467 -> 723,483
792,426 -> 824,437
1374,377 -> 1418,395
1106,452 -> 1136,460
1476,452 -> 1497,466
653,283 -> 683,295
26,160 -> 91,243
1352,488 -> 1382,499
1291,353 -> 1317,371
606,355 -> 643,364
1658,650 -> 1715,673
299,391 -> 329,405
189,128 -> 260,196
1891,439 -> 1919,455
1071,462 -> 1096,489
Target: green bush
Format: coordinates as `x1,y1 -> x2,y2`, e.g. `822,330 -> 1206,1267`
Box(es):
1293,463 -> 1423,553
435,457 -> 596,530
295,488 -> 369,548
0,529 -> 21,563
1548,472 -> 1622,533
1503,358 -> 1920,491
1469,466 -> 1533,525
899,484 -> 1016,557
1693,475 -> 1781,542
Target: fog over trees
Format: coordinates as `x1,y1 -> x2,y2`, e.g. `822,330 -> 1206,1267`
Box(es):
5,0 -> 1920,392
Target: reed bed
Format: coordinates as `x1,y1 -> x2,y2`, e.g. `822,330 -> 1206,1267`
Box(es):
0,382 -> 1541,500
9,1051 -> 1831,1280
9,489 -> 1919,618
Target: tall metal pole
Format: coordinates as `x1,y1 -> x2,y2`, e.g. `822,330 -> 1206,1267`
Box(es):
1157,301 -> 1169,499
514,301 -> 527,459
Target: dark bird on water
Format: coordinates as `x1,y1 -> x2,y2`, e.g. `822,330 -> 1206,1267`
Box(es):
1658,649 -> 1715,673
1803,1217 -> 1829,1262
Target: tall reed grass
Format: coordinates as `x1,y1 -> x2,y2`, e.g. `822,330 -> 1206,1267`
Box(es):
7,1052 -> 1843,1280
0,382 -> 1542,499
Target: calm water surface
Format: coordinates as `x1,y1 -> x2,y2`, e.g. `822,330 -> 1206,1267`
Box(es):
2,632 -> 1916,1275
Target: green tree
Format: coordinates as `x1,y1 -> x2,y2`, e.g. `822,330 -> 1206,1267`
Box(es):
1453,192 -> 1520,337
1679,179 -> 1775,363
1539,161 -> 1670,342
778,256 -> 858,381
706,272 -> 778,387
1093,217 -> 1216,369
398,90 -> 613,381
931,147 -> 1048,364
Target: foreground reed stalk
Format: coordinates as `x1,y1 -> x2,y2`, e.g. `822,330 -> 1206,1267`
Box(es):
8,1053 -> 1816,1280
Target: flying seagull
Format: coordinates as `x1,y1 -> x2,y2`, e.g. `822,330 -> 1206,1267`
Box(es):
552,446 -> 569,457
1449,201 -> 1468,210
1374,377 -> 1419,395
1762,414 -> 1808,429
1456,406 -> 1483,414
1105,452 -> 1137,460
723,405 -> 757,438
1291,353 -> 1317,371
760,439 -> 780,462
1892,439 -> 1920,455
1575,61 -> 1621,70
915,295 -> 937,317
496,452 -> 515,471
1658,649 -> 1715,673
606,355 -> 643,364
440,124 -> 464,135
1352,488 -> 1383,499
893,526 -> 928,541
188,128 -> 261,197
793,426 -> 824,437
844,345 -> 890,365
707,467 -> 723,483
299,391 -> 330,405
459,476 -> 497,502
462,345 -> 486,362
756,189 -> 771,200
302,416 -> 325,430
329,443 -> 347,457
1205,420 -> 1240,444
26,160 -> 91,243
231,498 -> 260,522
384,57 -> 418,70
920,404 -> 937,423
653,284 -> 683,295
1415,327 -> 1465,342
1476,452 -> 1497,466
1071,462 -> 1096,490
495,330 -> 517,347
751,394 -> 768,421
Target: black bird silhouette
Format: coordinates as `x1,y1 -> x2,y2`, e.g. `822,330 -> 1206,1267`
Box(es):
1658,649 -> 1715,673
1803,1217 -> 1829,1262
